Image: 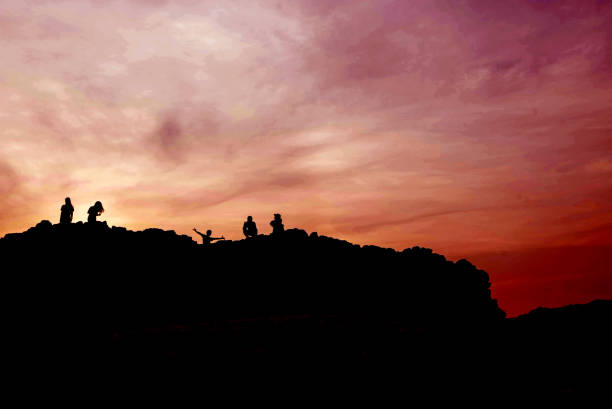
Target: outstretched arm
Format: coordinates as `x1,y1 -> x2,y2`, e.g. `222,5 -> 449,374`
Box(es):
193,228 -> 204,237
211,236 -> 225,241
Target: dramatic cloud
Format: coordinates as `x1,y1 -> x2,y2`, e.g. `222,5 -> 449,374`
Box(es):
1,0 -> 611,315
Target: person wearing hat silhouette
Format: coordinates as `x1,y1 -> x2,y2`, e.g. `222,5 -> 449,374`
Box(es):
270,213 -> 284,235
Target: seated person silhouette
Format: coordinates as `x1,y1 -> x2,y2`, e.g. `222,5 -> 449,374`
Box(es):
270,213 -> 284,235
87,201 -> 104,223
60,197 -> 74,224
193,228 -> 224,245
242,216 -> 258,238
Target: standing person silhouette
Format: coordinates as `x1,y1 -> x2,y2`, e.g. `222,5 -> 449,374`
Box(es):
270,213 -> 284,235
60,197 -> 74,224
193,228 -> 224,245
87,201 -> 104,223
242,216 -> 258,238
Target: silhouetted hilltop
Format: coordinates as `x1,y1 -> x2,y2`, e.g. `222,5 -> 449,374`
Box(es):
500,300 -> 612,394
3,221 -> 611,393
512,299 -> 611,327
1,219 -> 504,325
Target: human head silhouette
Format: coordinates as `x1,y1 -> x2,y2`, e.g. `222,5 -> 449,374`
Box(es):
247,216 -> 253,222
95,201 -> 104,213
65,197 -> 71,205
274,213 -> 281,220
206,230 -> 212,236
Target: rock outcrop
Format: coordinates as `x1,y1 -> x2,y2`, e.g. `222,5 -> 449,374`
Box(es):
1,220 -> 505,326
2,221 -> 611,393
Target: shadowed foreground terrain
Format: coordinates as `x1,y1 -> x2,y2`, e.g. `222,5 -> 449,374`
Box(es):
2,220 -> 610,393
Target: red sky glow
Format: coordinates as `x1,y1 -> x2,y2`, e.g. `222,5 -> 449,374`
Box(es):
1,0 -> 611,316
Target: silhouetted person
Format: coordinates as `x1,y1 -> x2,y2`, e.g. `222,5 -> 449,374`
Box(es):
193,228 -> 224,245
270,213 -> 284,235
243,216 -> 258,238
87,201 -> 104,223
59,197 -> 74,224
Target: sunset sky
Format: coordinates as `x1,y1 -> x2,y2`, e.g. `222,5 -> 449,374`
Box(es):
1,0 -> 611,316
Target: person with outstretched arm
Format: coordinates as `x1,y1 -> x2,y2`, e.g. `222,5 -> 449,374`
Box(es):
193,228 -> 224,245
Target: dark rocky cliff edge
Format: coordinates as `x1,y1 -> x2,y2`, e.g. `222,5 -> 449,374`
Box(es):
2,220 -> 610,394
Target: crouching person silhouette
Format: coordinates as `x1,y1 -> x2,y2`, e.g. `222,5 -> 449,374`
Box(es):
243,216 -> 258,238
87,201 -> 104,223
193,228 -> 224,245
270,213 -> 284,235
60,197 -> 74,224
